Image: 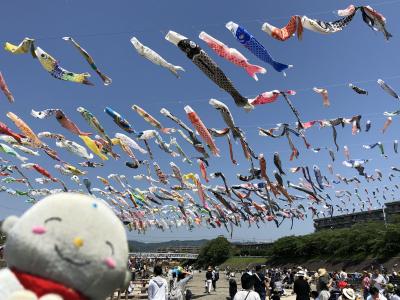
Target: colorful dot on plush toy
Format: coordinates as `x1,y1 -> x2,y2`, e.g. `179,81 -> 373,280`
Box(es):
104,257 -> 116,269
32,225 -> 47,234
92,203 -> 98,208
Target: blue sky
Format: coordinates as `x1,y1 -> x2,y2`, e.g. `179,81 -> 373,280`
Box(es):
1,0 -> 400,242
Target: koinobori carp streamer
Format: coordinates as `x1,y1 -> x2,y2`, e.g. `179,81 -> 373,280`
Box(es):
34,47 -> 94,86
62,36 -> 112,85
184,105 -> 220,157
131,37 -> 185,78
199,31 -> 266,81
261,4 -> 391,41
0,72 -> 14,103
226,21 -> 292,73
166,30 -> 254,110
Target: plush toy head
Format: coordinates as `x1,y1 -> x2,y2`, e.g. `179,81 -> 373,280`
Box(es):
2,192 -> 130,299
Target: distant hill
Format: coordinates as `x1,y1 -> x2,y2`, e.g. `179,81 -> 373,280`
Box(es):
128,239 -> 208,252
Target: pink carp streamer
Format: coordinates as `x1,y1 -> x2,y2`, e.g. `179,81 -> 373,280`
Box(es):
185,105 -> 220,157
199,31 -> 266,81
249,90 -> 296,106
0,72 -> 14,103
382,117 -> 392,134
313,87 -> 330,107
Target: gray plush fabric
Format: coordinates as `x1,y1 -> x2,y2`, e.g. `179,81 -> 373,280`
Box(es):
2,193 -> 130,299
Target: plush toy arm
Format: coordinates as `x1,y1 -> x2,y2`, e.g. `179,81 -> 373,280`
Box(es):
0,268 -> 25,299
39,294 -> 63,300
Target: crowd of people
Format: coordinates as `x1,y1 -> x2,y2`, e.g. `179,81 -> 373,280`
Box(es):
225,265 -> 400,300
122,258 -> 400,300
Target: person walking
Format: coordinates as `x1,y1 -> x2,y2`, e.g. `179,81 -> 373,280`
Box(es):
205,266 -> 213,294
148,265 -> 168,300
253,265 -> 268,300
294,271 -> 311,300
212,267 -> 219,292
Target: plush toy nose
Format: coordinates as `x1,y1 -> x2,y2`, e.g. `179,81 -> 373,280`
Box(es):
73,237 -> 84,248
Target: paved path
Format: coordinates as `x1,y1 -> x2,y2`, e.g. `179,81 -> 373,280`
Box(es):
185,272 -> 296,300
109,272 -> 298,299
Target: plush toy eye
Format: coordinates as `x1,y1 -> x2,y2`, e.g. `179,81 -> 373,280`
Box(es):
44,217 -> 62,224
106,241 -> 114,255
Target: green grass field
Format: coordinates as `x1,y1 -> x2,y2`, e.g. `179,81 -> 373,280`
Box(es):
219,257 -> 267,270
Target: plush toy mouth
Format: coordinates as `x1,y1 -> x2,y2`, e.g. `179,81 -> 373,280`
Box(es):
54,245 -> 91,267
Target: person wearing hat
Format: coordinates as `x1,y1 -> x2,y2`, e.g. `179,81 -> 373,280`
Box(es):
205,266 -> 213,294
385,284 -> 400,300
317,268 -> 331,300
339,288 -> 356,300
294,271 -> 311,300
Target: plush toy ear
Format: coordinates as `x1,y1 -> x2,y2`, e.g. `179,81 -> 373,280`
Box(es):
1,215 -> 19,234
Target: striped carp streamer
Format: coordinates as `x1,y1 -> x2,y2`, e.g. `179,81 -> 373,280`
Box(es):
6,112 -> 43,148
104,107 -> 136,134
31,109 -> 91,136
34,47 -> 93,85
382,117 -> 393,134
349,83 -> 368,95
62,36 -> 112,85
377,79 -> 399,99
167,31 -> 284,111
77,107 -> 112,145
226,21 -> 292,73
209,99 -> 242,140
0,122 -> 24,143
130,37 -> 185,78
198,31 -> 266,81
184,105 -> 220,157
166,31 -> 254,110
261,5 -> 391,41
0,72 -> 14,103
132,105 -> 174,134
356,6 -> 392,40
0,143 -> 27,162
313,87 -> 330,107
160,108 -> 208,158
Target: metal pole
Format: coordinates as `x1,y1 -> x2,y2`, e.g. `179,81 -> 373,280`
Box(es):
383,205 -> 388,229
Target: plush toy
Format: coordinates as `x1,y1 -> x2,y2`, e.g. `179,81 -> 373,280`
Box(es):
0,192 -> 130,300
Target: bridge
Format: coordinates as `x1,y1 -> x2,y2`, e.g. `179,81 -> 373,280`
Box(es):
129,252 -> 199,259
